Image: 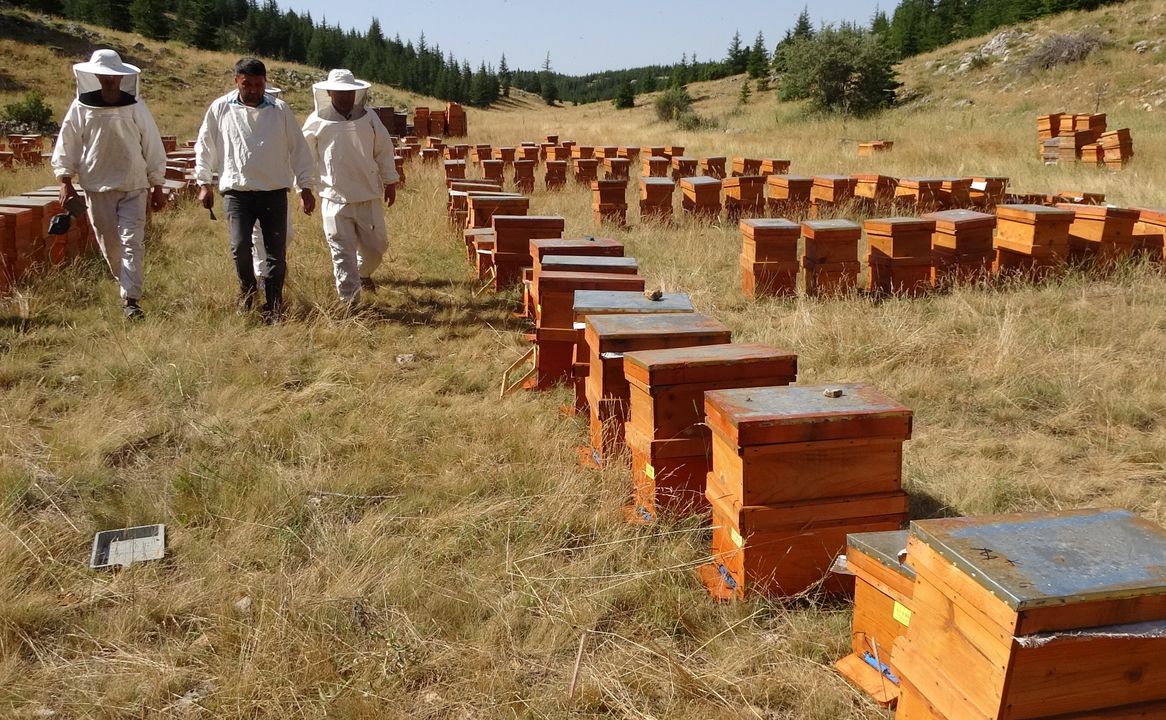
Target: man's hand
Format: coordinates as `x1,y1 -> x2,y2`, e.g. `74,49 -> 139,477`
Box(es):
384,183 -> 397,207
150,185 -> 167,212
58,178 -> 78,206
300,188 -> 316,215
198,185 -> 214,210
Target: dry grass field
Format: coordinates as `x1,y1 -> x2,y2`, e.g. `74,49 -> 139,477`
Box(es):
2,3 -> 1166,718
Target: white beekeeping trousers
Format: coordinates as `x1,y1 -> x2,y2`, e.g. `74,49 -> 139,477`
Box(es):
86,188 -> 147,299
321,196 -> 387,302
251,201 -> 295,279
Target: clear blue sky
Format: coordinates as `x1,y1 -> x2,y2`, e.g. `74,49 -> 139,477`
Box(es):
280,0 -> 887,75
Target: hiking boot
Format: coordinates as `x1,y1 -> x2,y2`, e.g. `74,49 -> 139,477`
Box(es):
359,276 -> 377,294
123,298 -> 144,320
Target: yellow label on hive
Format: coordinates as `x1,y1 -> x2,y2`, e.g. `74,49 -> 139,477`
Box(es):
893,601 -> 912,627
730,528 -> 743,548
644,463 -> 655,480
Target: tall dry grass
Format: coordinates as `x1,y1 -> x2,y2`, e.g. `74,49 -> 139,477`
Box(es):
2,4 -> 1166,719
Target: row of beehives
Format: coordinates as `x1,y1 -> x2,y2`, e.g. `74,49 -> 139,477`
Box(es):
436,144 -> 1166,720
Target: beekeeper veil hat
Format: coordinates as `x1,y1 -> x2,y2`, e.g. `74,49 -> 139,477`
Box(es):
312,68 -> 370,114
73,49 -> 140,101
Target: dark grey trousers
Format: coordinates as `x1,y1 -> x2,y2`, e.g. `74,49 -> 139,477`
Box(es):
223,189 -> 288,313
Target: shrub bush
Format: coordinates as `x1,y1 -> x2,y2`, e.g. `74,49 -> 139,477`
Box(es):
1020,29 -> 1104,73
4,91 -> 53,129
654,87 -> 693,122
778,24 -> 898,116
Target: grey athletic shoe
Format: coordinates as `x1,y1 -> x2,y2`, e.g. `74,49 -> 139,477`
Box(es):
123,299 -> 144,320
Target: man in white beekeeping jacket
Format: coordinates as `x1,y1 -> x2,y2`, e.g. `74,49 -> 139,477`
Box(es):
195,58 -> 317,323
301,69 -> 398,304
250,85 -> 294,287
52,49 -> 167,320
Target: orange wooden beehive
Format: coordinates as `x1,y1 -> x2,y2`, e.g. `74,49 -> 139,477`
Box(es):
922,209 -> 997,285
994,204 -> 1074,277
531,271 -> 646,390
639,177 -> 674,221
570,290 -> 694,415
699,157 -> 727,179
573,158 -> 600,185
670,156 -> 698,181
722,175 -> 766,221
758,158 -> 791,177
854,174 -> 898,206
936,177 -> 972,209
732,157 -> 762,176
700,383 -> 912,600
444,160 -> 466,180
603,157 -> 631,181
591,179 -> 628,227
621,343 -> 797,523
894,178 -> 942,213
0,195 -> 57,271
740,219 -> 800,298
511,159 -> 536,193
810,175 -> 857,215
767,175 -> 813,216
1130,206 -> 1166,261
1054,203 -> 1139,267
891,509 -> 1166,720
642,156 -> 670,177
571,145 -> 595,160
865,217 -> 936,297
489,214 -> 560,289
583,314 -> 731,464
544,160 -> 568,190
679,176 -> 721,219
970,176 -> 1009,209
802,219 -> 861,296
835,529 -> 914,708
480,159 -> 505,183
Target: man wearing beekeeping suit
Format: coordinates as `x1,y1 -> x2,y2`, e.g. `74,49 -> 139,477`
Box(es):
301,69 -> 398,305
195,58 -> 317,324
52,49 -> 167,320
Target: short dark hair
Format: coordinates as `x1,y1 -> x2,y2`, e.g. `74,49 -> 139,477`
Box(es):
234,58 -> 266,77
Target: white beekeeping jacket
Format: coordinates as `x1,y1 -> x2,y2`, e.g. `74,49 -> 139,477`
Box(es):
301,90 -> 398,204
51,59 -> 166,192
194,91 -> 318,193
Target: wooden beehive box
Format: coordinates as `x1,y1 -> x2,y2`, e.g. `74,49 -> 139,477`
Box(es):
639,177 -> 674,205
854,174 -> 898,204
621,343 -> 797,522
641,156 -> 668,178
994,204 -> 1074,256
758,158 -> 791,177
596,146 -> 619,160
444,160 -> 466,179
722,176 -> 767,219
1054,203 -> 1139,266
535,271 -> 645,331
516,146 -> 539,162
573,158 -> 599,184
700,383 -> 912,599
591,180 -> 627,205
680,176 -> 721,216
531,271 -> 647,390
570,145 -> 594,160
536,255 -> 638,278
732,157 -> 762,176
641,146 -> 665,159
836,529 -> 915,707
970,176 -> 1008,209
671,156 -> 698,180
463,227 -> 494,266
937,177 -> 972,209
618,147 -> 641,161
530,236 -> 624,264
741,219 -> 800,263
664,145 -> 685,158
700,157 -> 727,179
811,174 -> 857,208
894,178 -> 942,211
512,160 -> 536,193
767,174 -> 813,210
1130,206 -> 1166,260
480,159 -> 504,183
865,217 -> 935,297
467,194 -> 529,229
892,509 -> 1166,720
802,219 -> 861,266
0,206 -> 38,281
603,157 -> 631,180
0,196 -> 56,269
492,215 -> 564,255
544,160 -> 567,190
548,146 -> 571,161
923,209 -> 997,285
583,314 -> 731,461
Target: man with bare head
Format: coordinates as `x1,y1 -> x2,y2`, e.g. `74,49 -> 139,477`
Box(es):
52,49 -> 167,319
195,58 -> 318,323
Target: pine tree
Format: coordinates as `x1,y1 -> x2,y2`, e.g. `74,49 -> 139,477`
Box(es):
187,0 -> 219,50
727,30 -> 748,73
613,79 -> 634,109
499,53 -> 511,97
792,6 -> 815,40
539,52 -> 558,106
129,0 -> 168,40
737,78 -> 751,106
871,7 -> 891,35
747,31 -> 769,78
